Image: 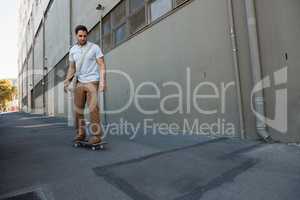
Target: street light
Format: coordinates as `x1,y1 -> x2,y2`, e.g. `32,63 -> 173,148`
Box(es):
96,4 -> 104,11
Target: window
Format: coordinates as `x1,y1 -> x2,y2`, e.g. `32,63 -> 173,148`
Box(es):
150,0 -> 172,22
101,0 -> 191,53
103,33 -> 112,52
129,0 -> 146,34
112,1 -> 126,28
129,7 -> 146,34
175,0 -> 189,7
102,16 -> 111,35
88,23 -> 100,45
130,0 -> 145,12
102,15 -> 112,53
115,23 -> 127,45
112,1 -> 127,46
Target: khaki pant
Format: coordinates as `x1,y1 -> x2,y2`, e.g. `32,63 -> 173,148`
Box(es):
74,81 -> 101,136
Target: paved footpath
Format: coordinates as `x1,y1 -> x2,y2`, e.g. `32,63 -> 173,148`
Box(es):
0,112 -> 300,200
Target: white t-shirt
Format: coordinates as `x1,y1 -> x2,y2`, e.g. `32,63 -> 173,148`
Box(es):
69,41 -> 104,83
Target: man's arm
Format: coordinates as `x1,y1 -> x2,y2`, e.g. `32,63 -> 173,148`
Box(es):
96,57 -> 106,92
64,62 -> 76,92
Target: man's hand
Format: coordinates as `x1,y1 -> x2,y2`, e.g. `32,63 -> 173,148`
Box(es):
98,80 -> 106,92
96,57 -> 106,92
64,81 -> 70,93
64,62 -> 76,93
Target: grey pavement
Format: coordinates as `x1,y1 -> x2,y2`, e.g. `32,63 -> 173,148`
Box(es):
0,112 -> 299,200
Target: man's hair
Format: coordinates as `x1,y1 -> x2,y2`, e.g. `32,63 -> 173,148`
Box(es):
75,25 -> 88,34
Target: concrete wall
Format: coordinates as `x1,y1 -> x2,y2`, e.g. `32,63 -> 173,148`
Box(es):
32,0 -> 44,34
28,50 -> 34,88
22,63 -> 28,98
41,0 -> 51,12
33,27 -> 44,86
44,0 -> 70,71
255,0 -> 300,142
46,69 -> 55,116
53,82 -> 67,117
71,0 -> 99,40
34,94 -> 44,114
26,20 -> 34,54
104,0 -> 241,136
27,50 -> 34,112
20,42 -> 27,71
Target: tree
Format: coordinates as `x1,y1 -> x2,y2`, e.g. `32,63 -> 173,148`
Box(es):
0,80 -> 17,112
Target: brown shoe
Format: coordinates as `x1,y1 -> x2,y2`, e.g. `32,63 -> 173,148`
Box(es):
88,135 -> 101,144
74,130 -> 86,142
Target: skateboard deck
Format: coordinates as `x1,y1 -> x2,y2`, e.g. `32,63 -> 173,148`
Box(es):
73,140 -> 108,151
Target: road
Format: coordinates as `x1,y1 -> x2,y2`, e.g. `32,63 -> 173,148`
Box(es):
0,112 -> 300,200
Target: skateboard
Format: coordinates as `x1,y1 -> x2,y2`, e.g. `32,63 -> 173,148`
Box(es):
73,140 -> 108,151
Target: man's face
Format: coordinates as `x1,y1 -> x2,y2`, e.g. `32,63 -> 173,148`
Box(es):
76,30 -> 87,46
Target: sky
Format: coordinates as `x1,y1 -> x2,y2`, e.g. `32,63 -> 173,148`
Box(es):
0,1 -> 18,79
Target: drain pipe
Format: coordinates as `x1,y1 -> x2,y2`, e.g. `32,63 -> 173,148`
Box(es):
67,0 -> 74,126
42,14 -> 46,116
245,0 -> 272,142
96,3 -> 108,126
227,0 -> 246,139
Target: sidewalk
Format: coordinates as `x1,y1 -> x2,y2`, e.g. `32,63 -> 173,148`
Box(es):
0,112 -> 299,200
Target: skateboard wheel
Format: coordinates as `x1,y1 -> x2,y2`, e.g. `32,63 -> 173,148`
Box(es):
100,145 -> 104,150
74,143 -> 79,148
92,147 -> 96,151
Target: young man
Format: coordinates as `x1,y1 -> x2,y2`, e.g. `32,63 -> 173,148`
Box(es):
64,25 -> 106,144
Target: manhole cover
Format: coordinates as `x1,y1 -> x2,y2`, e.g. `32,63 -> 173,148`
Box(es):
1,191 -> 42,200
